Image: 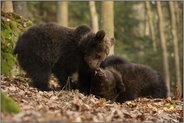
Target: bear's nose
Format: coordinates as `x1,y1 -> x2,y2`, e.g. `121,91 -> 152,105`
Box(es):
95,67 -> 100,71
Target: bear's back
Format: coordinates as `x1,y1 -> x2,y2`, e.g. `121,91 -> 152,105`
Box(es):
111,63 -> 159,86
100,55 -> 128,68
13,23 -> 75,56
110,63 -> 167,100
19,23 -> 74,45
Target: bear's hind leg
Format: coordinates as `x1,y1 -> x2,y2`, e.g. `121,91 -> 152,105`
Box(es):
31,70 -> 51,91
17,53 -> 51,91
53,71 -> 69,89
27,63 -> 51,91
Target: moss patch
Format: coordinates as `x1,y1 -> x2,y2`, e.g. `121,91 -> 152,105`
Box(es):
1,10 -> 32,76
1,92 -> 21,114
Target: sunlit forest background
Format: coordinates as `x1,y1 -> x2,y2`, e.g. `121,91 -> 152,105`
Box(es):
1,1 -> 183,96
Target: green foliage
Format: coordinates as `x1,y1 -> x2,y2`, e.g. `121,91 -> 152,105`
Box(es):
68,1 -> 91,27
27,1 -> 91,27
1,11 -> 32,76
114,2 -> 163,74
114,2 -> 140,44
27,1 -> 57,24
1,92 -> 21,114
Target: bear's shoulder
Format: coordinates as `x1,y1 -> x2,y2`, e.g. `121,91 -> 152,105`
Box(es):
101,55 -> 128,68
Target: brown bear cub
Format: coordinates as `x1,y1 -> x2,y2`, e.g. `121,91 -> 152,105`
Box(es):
90,55 -> 168,103
13,23 -> 114,92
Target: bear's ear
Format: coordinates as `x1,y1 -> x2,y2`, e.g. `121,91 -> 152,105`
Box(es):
115,72 -> 126,92
116,79 -> 126,92
95,30 -> 105,41
75,25 -> 91,36
110,38 -> 115,47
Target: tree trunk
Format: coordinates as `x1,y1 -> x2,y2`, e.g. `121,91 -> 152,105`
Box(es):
101,1 -> 114,55
57,1 -> 68,26
13,2 -> 28,19
132,2 -> 146,37
145,1 -> 157,52
2,1 -> 13,12
89,1 -> 99,32
156,1 -> 170,96
169,1 -> 182,96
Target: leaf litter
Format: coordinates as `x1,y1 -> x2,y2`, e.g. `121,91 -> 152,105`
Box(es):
1,75 -> 183,122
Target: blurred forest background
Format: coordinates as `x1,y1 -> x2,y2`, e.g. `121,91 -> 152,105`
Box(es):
1,1 -> 183,97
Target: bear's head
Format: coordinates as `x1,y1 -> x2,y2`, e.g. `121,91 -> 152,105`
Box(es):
79,30 -> 115,70
90,67 -> 126,101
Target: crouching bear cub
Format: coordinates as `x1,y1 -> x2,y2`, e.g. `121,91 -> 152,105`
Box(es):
91,55 -> 168,103
13,23 -> 114,92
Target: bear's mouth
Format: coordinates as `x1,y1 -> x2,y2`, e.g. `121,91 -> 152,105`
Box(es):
94,67 -> 101,76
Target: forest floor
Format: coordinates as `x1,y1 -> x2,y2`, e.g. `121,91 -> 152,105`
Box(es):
1,75 -> 183,122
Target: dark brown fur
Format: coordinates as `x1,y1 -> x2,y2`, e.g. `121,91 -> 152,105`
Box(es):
91,56 -> 168,102
90,67 -> 125,101
77,29 -> 115,95
13,23 -> 114,91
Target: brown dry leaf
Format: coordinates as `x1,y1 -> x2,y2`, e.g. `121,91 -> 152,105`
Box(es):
1,75 -> 183,122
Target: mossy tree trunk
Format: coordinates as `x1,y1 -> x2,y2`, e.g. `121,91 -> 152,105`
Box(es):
1,11 -> 32,76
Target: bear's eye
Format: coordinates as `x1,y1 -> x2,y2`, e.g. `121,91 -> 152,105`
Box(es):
95,54 -> 101,59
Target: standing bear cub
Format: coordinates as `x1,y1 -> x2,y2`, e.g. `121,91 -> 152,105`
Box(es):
13,23 -> 114,91
91,55 -> 168,103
